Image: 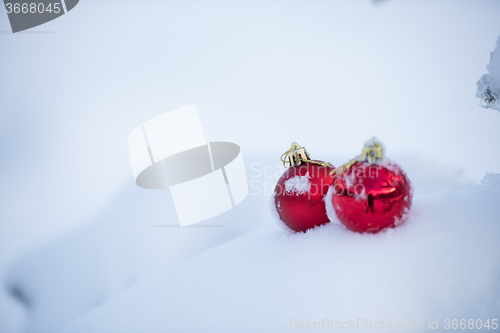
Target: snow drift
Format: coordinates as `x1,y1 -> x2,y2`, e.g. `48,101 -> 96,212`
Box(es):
61,174 -> 500,333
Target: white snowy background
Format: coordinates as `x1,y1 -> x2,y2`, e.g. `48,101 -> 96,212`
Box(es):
0,0 -> 499,332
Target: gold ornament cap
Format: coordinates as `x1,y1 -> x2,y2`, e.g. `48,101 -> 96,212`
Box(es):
360,137 -> 385,164
281,142 -> 310,168
330,137 -> 385,176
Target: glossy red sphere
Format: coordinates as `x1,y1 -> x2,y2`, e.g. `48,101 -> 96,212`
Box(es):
329,161 -> 412,233
274,162 -> 335,232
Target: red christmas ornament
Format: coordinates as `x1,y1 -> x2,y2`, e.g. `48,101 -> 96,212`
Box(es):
273,142 -> 335,232
327,138 -> 412,233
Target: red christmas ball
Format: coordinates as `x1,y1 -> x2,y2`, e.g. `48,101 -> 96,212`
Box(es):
327,138 -> 412,233
274,161 -> 335,232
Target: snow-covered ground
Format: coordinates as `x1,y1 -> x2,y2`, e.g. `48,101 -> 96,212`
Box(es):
61,174 -> 500,333
1,0 -> 500,332
2,153 -> 494,333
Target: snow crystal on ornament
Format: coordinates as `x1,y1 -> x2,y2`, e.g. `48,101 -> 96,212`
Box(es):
269,192 -> 294,232
324,186 -> 342,225
369,157 -> 401,173
344,170 -> 357,188
394,207 -> 410,226
284,172 -> 312,195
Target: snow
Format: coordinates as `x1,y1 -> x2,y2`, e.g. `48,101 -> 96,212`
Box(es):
284,172 -> 312,195
324,186 -> 342,226
477,37 -> 500,112
269,191 -> 291,232
2,153 -> 480,333
2,179 -> 272,333
61,173 -> 500,333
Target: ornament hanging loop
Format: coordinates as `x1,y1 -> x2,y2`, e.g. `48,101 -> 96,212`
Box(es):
281,142 -> 310,168
281,142 -> 331,169
330,159 -> 357,176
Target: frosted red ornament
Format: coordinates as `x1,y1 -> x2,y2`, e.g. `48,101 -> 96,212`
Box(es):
273,143 -> 335,232
327,138 -> 412,233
